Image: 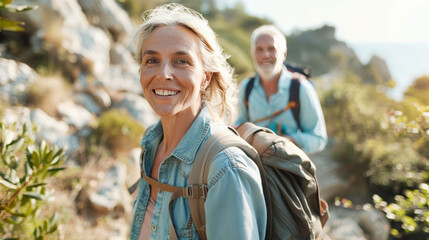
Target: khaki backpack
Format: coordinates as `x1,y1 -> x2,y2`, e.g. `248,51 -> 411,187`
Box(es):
132,122 -> 329,240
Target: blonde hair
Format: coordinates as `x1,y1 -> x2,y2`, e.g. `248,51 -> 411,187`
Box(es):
132,3 -> 238,125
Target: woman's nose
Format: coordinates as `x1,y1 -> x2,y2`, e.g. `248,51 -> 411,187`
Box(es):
157,62 -> 173,81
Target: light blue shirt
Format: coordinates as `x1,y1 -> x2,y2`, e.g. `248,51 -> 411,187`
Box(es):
130,107 -> 267,240
235,66 -> 328,154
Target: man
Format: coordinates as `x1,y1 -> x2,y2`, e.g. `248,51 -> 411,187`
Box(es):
235,25 -> 327,154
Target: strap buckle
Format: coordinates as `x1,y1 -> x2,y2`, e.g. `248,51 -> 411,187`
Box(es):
184,184 -> 208,199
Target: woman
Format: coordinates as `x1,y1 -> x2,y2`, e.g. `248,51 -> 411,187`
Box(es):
129,3 -> 267,240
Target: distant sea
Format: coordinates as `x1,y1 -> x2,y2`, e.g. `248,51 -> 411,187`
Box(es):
348,42 -> 429,101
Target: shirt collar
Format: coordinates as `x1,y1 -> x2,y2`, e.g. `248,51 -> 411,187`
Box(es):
141,106 -> 212,165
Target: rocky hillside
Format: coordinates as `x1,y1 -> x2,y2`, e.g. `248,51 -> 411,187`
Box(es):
0,0 -> 391,239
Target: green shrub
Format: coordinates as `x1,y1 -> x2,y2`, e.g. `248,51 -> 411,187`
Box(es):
0,122 -> 66,239
374,183 -> 429,238
320,72 -> 428,190
95,109 -> 145,156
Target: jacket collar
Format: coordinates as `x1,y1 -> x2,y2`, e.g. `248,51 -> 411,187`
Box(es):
141,106 -> 212,165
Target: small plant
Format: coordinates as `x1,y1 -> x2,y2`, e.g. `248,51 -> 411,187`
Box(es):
0,0 -> 35,32
0,122 -> 66,239
373,183 -> 429,238
95,109 -> 145,156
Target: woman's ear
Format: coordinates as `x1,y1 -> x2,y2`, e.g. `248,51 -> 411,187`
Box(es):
201,72 -> 213,90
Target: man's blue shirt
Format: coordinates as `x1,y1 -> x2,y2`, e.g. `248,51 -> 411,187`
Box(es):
235,66 -> 328,154
130,107 -> 267,240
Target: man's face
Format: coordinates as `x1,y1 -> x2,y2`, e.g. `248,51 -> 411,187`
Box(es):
252,33 -> 286,80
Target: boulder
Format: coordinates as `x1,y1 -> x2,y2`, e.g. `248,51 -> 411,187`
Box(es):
74,92 -> 102,116
328,217 -> 366,240
110,43 -> 136,66
30,108 -> 79,155
368,55 -> 392,83
31,24 -> 111,78
89,163 -> 129,216
77,0 -> 134,43
57,100 -> 94,129
6,0 -> 89,34
326,206 -> 390,240
113,93 -> 159,128
96,64 -> 140,94
0,58 -> 37,104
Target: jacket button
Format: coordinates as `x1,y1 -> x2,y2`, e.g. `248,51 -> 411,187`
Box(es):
151,225 -> 156,232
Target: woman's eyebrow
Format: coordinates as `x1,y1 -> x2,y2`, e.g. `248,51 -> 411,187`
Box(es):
143,50 -> 157,56
174,51 -> 190,56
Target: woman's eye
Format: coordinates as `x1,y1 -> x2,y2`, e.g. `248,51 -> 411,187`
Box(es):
145,58 -> 158,64
176,59 -> 188,64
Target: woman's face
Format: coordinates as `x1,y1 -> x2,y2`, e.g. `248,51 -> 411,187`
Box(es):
139,25 -> 209,119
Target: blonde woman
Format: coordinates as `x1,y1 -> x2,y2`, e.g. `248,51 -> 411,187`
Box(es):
130,3 -> 266,240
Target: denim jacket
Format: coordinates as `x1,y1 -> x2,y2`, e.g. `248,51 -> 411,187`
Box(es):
130,107 -> 267,240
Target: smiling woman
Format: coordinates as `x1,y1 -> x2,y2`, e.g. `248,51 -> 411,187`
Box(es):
129,3 -> 267,240
139,25 -> 207,120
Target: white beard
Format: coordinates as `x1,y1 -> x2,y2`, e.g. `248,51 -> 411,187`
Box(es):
254,61 -> 283,81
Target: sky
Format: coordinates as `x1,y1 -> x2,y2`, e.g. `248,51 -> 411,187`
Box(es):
218,0 -> 429,44
217,0 -> 429,100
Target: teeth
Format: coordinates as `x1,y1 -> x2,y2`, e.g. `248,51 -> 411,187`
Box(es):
154,89 -> 179,96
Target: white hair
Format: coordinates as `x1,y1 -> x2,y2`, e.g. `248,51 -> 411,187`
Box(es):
251,25 -> 287,55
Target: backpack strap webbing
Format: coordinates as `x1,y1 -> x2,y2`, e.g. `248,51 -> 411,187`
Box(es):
289,77 -> 301,130
244,76 -> 256,111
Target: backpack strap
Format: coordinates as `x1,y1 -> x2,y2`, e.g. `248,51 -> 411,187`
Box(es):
244,76 -> 256,112
244,75 -> 302,131
289,77 -> 301,130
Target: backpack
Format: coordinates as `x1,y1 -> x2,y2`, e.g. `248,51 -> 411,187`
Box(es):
244,62 -> 313,131
133,122 -> 329,240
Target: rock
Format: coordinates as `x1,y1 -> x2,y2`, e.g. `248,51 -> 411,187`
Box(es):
31,24 -> 111,78
110,43 -> 135,66
11,0 -> 112,79
0,58 -> 37,104
310,138 -> 352,201
326,206 -> 390,240
30,108 -> 79,155
98,64 -> 141,93
77,0 -> 134,43
328,217 -> 366,240
89,163 -> 129,216
74,92 -> 102,115
92,88 -> 112,109
368,55 -> 392,83
113,93 -> 159,128
129,148 -> 141,166
57,100 -> 94,129
356,206 -> 390,240
1,106 -> 34,138
6,0 -> 89,34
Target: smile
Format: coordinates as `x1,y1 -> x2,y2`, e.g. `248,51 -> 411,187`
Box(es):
154,89 -> 179,96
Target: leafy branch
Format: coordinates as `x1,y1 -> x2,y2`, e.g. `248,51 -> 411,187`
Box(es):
0,122 -> 66,239
0,0 -> 36,32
